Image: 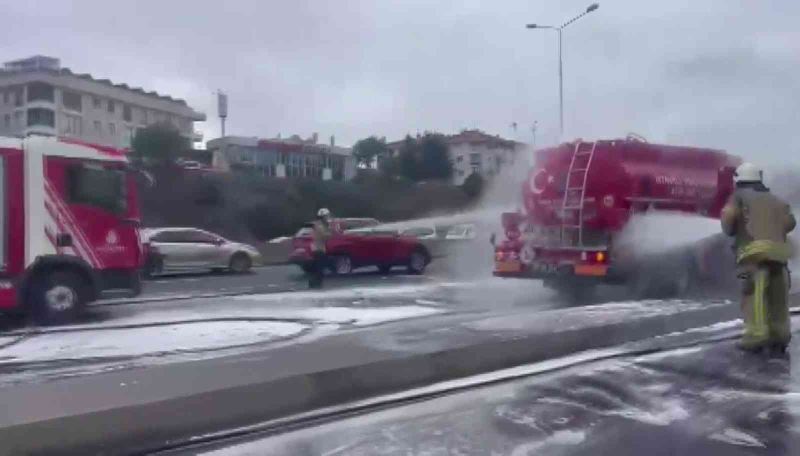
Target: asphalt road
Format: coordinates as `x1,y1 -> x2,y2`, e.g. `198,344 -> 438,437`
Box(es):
134,261 -> 458,302
176,320 -> 800,456
0,256 -> 764,455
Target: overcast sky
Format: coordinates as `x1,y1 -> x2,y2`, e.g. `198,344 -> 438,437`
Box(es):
1,0 -> 798,164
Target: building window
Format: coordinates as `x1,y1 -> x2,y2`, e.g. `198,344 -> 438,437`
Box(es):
26,82 -> 55,103
13,111 -> 24,128
140,109 -> 148,125
26,108 -> 55,127
124,126 -> 135,146
456,155 -> 464,163
12,87 -> 23,107
3,114 -> 10,128
108,122 -> 116,135
107,100 -> 115,114
458,169 -> 465,177
469,153 -> 481,165
93,97 -> 102,109
2,91 -> 7,105
471,165 -> 480,174
62,114 -> 83,136
94,120 -> 102,134
62,90 -> 82,112
123,104 -> 132,122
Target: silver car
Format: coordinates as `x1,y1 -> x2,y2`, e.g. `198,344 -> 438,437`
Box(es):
142,227 -> 262,275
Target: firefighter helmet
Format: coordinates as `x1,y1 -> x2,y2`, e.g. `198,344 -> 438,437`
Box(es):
734,162 -> 762,183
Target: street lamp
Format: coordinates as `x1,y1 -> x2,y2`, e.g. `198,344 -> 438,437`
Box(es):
526,3 -> 599,139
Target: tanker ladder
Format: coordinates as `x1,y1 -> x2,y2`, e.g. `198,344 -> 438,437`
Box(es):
560,140 -> 597,246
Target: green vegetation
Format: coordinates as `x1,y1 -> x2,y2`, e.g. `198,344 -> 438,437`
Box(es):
130,123 -> 189,167
352,136 -> 389,167
139,169 -> 469,243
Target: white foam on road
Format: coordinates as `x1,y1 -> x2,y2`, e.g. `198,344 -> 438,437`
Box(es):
468,299 -> 730,334
277,306 -> 444,326
232,283 -> 446,302
510,430 -> 586,456
709,428 -> 766,448
0,320 -> 306,364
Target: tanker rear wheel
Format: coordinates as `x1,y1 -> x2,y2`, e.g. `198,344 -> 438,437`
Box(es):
547,279 -> 596,304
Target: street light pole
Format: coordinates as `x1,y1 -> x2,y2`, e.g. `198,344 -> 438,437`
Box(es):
558,28 -> 563,138
526,3 -> 599,139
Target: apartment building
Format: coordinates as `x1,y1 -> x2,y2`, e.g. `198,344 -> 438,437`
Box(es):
386,129 -> 525,185
0,56 -> 205,148
208,133 -> 356,182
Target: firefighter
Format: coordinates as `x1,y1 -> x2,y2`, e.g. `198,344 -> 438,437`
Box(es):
308,208 -> 332,289
721,163 -> 796,353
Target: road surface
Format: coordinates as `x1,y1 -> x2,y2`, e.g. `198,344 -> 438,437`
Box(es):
0,260 -> 768,454
170,319 -> 800,456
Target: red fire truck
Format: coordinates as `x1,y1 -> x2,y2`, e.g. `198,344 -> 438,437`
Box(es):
0,136 -> 143,322
493,136 -> 741,298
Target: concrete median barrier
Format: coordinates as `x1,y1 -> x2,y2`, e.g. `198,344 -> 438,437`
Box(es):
0,299 -> 745,455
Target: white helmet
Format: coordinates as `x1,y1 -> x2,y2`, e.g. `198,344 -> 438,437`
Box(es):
734,162 -> 763,183
317,208 -> 331,218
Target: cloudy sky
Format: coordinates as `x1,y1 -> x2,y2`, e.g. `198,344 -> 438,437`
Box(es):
1,0 -> 798,164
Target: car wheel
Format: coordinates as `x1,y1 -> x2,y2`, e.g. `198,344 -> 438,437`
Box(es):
143,255 -> 163,278
407,250 -> 428,274
29,270 -> 87,325
378,265 -> 392,275
331,255 -> 353,275
229,253 -> 252,273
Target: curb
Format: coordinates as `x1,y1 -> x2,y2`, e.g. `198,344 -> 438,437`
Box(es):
0,302 -> 740,455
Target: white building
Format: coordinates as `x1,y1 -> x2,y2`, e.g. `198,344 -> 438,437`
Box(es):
386,129 -> 525,185
0,56 -> 205,149
208,134 -> 356,182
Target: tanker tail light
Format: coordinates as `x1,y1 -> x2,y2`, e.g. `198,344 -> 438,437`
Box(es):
580,250 -> 608,264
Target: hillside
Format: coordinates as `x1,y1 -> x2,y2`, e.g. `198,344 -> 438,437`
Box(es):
138,168 -> 472,244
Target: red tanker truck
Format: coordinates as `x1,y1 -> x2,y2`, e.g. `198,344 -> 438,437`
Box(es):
493,135 -> 741,299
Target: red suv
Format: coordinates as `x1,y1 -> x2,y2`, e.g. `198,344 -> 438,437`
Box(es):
289,218 -> 431,275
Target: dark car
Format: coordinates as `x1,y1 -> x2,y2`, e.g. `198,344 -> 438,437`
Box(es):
288,218 -> 431,275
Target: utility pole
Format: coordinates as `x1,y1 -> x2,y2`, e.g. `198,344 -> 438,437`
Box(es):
217,90 -> 228,137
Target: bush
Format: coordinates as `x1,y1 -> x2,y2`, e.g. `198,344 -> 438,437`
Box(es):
461,172 -> 485,199
139,170 -> 470,242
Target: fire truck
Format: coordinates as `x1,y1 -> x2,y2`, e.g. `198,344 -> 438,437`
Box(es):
493,136 -> 741,298
0,136 -> 143,322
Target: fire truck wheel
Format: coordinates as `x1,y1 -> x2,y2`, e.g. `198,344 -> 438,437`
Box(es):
30,270 -> 88,324
555,284 -> 596,304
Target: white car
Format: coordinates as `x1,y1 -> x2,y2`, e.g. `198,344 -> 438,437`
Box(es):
400,226 -> 440,240
445,223 -> 477,240
142,227 -> 262,276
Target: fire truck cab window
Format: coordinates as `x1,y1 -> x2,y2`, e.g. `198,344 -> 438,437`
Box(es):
67,165 -> 126,214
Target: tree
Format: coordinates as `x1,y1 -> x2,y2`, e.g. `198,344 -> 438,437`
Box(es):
461,172 -> 485,198
417,133 -> 452,180
398,135 -> 419,181
130,122 -> 189,168
352,136 -> 389,168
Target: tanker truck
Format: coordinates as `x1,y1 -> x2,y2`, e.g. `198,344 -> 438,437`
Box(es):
493,135 -> 741,299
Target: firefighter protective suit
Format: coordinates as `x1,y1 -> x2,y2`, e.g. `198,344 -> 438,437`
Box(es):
721,178 -> 796,351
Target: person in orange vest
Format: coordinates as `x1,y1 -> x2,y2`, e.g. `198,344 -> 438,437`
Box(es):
721,163 -> 796,353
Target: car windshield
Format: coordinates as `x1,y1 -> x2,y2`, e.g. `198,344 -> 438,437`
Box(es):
4,3 -> 798,455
